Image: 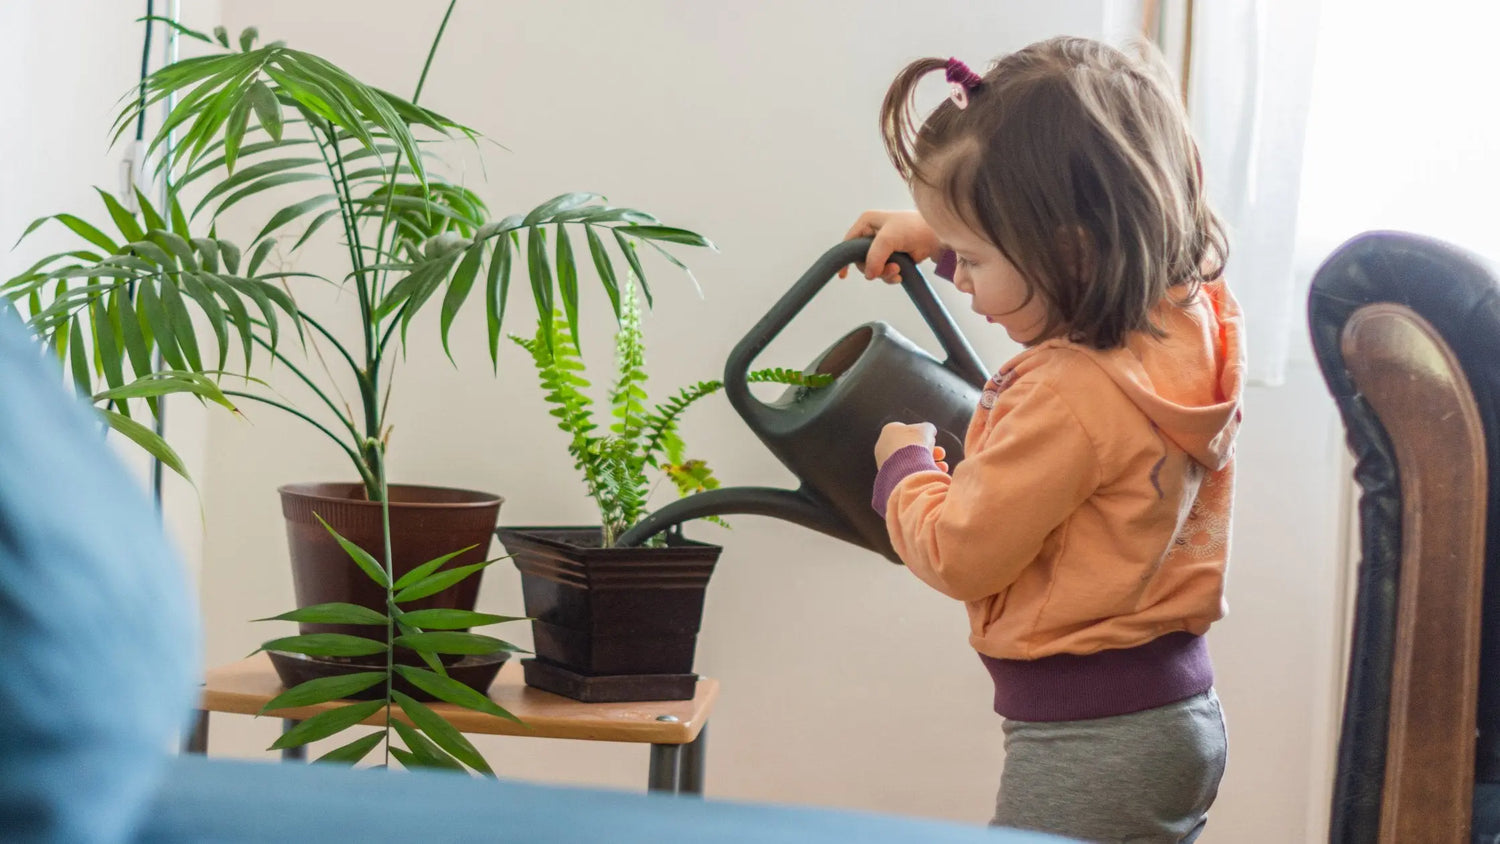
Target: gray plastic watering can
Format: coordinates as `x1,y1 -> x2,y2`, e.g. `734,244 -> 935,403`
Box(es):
617,238 -> 988,563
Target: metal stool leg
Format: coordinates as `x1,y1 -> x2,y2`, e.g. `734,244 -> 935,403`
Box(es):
679,724 -> 708,796
281,719 -> 305,762
647,743 -> 683,793
184,710 -> 209,755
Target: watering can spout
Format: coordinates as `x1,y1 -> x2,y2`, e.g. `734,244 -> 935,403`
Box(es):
615,486 -> 861,550
623,239 -> 986,564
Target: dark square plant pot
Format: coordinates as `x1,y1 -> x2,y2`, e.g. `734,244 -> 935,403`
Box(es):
497,526 -> 720,701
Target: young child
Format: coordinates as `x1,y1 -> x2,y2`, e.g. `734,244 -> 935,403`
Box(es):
852,38 -> 1244,843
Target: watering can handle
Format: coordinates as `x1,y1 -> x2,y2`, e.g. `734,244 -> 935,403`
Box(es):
725,238 -> 988,415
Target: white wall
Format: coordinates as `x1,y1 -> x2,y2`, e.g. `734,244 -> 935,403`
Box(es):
5,1 -> 1349,840
0,0 -> 220,581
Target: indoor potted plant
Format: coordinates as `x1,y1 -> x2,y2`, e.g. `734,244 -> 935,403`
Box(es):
3,6 -> 712,683
499,275 -> 828,702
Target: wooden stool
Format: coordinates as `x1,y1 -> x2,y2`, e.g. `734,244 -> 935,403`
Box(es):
186,653 -> 717,795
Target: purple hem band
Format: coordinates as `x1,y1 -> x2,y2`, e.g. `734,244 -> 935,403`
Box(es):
980,632 -> 1213,722
871,443 -> 941,517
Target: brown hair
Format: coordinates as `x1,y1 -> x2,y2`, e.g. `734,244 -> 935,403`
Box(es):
881,37 -> 1227,349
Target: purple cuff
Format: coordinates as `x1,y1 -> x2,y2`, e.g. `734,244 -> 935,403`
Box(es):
872,443 -> 942,517
933,250 -> 957,281
980,632 -> 1214,722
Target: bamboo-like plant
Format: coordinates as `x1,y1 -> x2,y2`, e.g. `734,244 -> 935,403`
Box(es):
513,275 -> 830,546
2,5 -> 711,496
252,444 -> 524,772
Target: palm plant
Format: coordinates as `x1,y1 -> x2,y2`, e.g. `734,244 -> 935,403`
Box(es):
3,6 -> 711,496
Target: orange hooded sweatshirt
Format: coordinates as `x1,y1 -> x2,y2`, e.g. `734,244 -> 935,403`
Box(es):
872,280 -> 1244,721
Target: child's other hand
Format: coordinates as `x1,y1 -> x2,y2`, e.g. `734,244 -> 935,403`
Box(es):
875,421 -> 938,467
839,210 -> 942,283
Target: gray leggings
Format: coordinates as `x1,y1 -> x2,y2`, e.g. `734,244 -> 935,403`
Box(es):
992,690 -> 1227,843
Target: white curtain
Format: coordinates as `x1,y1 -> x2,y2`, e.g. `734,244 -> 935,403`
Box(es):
1185,0 -> 1323,386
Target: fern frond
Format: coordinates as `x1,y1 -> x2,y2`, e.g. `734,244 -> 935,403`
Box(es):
609,273 -> 649,447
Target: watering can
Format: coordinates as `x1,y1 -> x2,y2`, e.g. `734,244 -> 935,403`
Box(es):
616,238 -> 989,563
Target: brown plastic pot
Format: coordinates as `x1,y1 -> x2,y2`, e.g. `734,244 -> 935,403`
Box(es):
497,526 -> 720,700
281,483 -> 503,651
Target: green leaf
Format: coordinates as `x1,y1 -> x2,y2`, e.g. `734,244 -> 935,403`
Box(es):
439,241 -> 484,362
95,188 -> 144,243
291,208 -> 341,252
93,371 -> 237,411
258,633 -> 388,658
239,26 -> 259,53
389,719 -> 465,771
388,746 -> 424,771
522,192 -> 600,226
393,691 -> 493,775
578,206 -> 660,225
223,96 -> 253,174
199,276 -> 254,367
252,194 -> 338,245
134,189 -> 167,233
614,225 -> 716,249
101,410 -> 191,482
613,229 -> 652,307
208,171 -> 327,220
67,315 -> 90,394
393,561 -> 490,604
170,196 -> 191,238
23,214 -> 118,254
391,632 -> 519,656
315,730 -> 385,765
392,666 -> 521,724
179,274 -> 229,370
192,157 -> 322,217
585,225 -> 621,320
191,238 -> 221,272
123,239 -> 175,269
246,239 -> 276,276
526,226 -> 554,346
157,282 -> 203,371
391,545 -> 477,590
212,25 -> 230,48
270,699 -> 386,751
135,282 -> 186,370
178,137 -> 317,190
219,275 -> 282,354
113,288 -> 153,385
314,513 -> 389,588
219,239 -> 242,274
255,602 -> 389,626
555,225 -> 580,347
484,232 -> 514,367
395,609 -> 524,630
91,298 -> 126,396
260,671 -> 385,713
138,15 -> 216,45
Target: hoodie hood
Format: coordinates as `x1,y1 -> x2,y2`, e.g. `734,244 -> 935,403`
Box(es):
1025,281 -> 1245,471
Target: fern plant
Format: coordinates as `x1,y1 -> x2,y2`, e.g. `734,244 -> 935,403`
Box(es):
513,276 -> 829,546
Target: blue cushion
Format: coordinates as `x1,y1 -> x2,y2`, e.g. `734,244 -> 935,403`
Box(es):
0,305 -> 199,843
137,755 -> 1066,843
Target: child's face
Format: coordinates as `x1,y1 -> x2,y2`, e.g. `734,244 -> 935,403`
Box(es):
914,184 -> 1050,345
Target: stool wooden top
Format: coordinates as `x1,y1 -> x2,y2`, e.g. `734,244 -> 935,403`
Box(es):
201,654 -> 716,745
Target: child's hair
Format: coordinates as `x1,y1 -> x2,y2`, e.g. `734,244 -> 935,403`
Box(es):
881,37 -> 1227,349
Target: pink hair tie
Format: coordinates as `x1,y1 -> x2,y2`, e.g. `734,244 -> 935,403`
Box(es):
945,57 -> 982,109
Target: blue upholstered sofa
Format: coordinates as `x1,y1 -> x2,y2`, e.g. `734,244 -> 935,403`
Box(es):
0,303 -> 1059,842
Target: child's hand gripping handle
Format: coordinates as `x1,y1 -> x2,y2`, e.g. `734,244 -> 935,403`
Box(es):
724,238 -> 989,421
